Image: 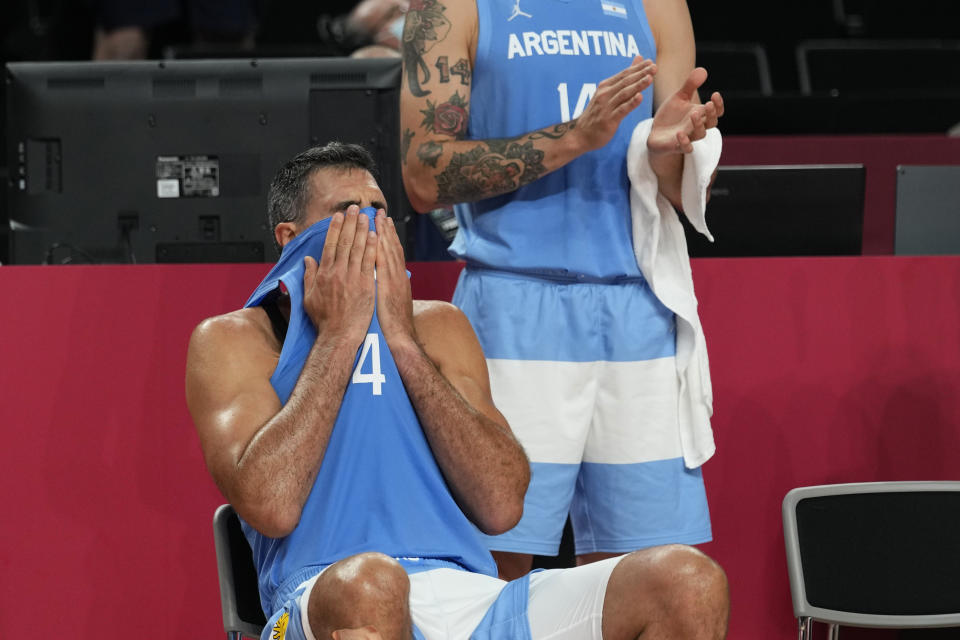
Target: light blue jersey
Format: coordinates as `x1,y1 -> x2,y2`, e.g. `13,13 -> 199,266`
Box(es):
450,0 -> 656,278
243,212 -> 497,616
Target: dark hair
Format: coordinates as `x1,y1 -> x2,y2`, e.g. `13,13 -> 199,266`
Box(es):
267,142 -> 378,253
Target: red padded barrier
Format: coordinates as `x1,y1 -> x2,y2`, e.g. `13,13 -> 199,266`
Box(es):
1,257 -> 958,638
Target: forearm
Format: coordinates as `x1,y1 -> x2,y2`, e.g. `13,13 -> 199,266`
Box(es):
389,337 -> 530,534
232,332 -> 359,536
404,121 -> 583,212
648,151 -> 684,210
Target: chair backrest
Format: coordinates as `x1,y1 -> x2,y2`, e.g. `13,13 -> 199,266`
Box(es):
213,504 -> 267,639
782,482 -> 960,629
796,39 -> 960,94
696,42 -> 774,96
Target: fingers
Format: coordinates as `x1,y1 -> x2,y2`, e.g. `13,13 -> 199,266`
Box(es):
603,58 -> 656,95
702,99 -> 718,130
710,91 -> 725,123
688,105 -> 707,141
317,205 -> 378,278
348,212 -> 372,272
374,210 -> 402,272
319,211 -> 345,270
361,228 -> 377,275
699,92 -> 725,129
303,255 -> 318,290
323,204 -> 379,278
675,66 -> 708,102
604,62 -> 656,120
334,205 -> 362,269
610,78 -> 650,120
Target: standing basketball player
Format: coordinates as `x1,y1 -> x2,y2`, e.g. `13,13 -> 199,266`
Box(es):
400,0 -> 724,580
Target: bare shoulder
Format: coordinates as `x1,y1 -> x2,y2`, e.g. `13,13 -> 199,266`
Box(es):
413,299 -> 472,338
186,307 -> 282,390
189,307 -> 277,357
413,298 -> 463,322
412,299 -> 482,364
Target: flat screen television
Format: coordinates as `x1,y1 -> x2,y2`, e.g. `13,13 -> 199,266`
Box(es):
683,164 -> 866,257
5,57 -> 406,264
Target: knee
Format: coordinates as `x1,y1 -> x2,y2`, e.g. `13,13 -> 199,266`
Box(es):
649,545 -> 728,607
622,545 -> 729,637
327,552 -> 410,605
310,552 -> 410,628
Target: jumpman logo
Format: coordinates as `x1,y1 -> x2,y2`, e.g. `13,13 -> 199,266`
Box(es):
508,0 -> 532,21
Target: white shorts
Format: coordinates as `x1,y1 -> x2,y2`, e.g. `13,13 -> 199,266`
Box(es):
264,556 -> 625,640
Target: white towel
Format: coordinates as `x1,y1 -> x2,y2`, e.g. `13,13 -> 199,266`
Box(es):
626,120 -> 721,468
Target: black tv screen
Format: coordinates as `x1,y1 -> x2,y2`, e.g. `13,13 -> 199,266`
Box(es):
5,57 -> 406,264
683,164 -> 866,257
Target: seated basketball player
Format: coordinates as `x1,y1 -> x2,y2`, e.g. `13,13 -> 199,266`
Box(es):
185,142 -> 729,640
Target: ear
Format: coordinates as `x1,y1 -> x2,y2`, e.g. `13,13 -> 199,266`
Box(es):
274,222 -> 298,249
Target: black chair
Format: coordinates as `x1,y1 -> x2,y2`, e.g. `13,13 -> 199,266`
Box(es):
782,482 -> 960,640
213,504 -> 267,640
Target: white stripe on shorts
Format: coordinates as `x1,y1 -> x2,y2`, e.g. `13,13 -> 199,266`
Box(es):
487,357 -> 681,464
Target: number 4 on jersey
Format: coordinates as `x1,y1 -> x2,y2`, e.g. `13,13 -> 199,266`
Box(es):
557,82 -> 597,122
353,333 -> 386,395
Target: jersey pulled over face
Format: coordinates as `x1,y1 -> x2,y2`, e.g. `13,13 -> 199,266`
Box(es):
296,168 -> 388,234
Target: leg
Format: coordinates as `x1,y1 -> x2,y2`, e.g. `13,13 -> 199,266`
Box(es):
601,545 -> 728,640
307,552 -> 414,640
492,551 -> 533,581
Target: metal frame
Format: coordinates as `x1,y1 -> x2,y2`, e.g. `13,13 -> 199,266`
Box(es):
213,504 -> 266,640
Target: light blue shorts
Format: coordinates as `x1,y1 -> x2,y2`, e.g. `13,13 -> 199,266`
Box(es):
453,267 -> 712,555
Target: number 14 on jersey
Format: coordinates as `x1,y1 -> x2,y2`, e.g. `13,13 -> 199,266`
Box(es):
557,82 -> 597,122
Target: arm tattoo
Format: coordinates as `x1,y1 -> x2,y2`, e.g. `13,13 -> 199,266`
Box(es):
451,58 -> 471,85
402,0 -> 451,97
417,141 -> 444,168
433,123 -> 577,204
436,138 -> 547,205
435,56 -> 451,83
529,122 -> 576,140
401,128 -> 415,165
421,91 -> 469,138
434,56 -> 471,85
